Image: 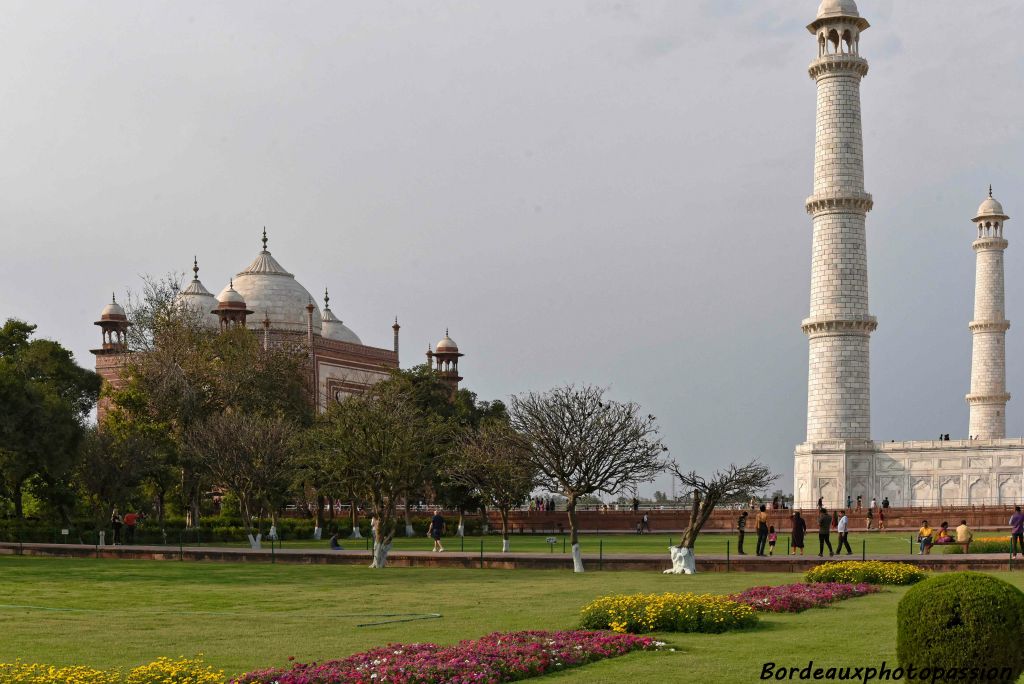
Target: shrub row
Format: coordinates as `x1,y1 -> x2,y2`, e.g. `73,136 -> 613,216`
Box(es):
579,592 -> 757,634
0,656 -> 222,683
805,560 -> 925,586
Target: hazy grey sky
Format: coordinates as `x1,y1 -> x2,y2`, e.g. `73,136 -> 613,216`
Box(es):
3,1 -> 1024,497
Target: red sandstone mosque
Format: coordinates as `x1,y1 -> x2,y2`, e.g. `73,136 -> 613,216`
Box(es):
91,230 -> 464,419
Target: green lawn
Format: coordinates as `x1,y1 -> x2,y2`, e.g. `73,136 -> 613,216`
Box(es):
0,556 -> 1020,682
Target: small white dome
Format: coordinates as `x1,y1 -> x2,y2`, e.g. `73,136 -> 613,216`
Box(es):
436,332 -> 458,352
321,308 -> 363,345
817,0 -> 859,19
977,195 -> 1006,219
217,282 -> 247,305
176,259 -> 220,329
100,297 -> 126,320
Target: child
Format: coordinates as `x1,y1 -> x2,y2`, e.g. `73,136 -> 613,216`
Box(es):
767,525 -> 777,556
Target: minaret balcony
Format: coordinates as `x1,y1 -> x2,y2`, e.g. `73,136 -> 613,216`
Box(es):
808,54 -> 868,79
968,320 -> 1010,333
972,236 -> 1008,251
805,191 -> 873,215
801,315 -> 877,336
966,393 -> 1011,405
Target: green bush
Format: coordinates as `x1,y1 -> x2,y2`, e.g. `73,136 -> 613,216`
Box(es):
805,560 -> 925,586
897,572 -> 1024,683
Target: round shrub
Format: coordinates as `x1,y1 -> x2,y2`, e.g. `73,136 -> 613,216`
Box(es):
805,560 -> 925,586
579,592 -> 757,634
897,572 -> 1024,683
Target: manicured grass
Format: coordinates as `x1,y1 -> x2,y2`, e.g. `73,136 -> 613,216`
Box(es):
1,556 -> 1021,682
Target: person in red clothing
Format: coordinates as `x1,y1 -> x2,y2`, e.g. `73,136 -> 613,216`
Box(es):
123,511 -> 138,545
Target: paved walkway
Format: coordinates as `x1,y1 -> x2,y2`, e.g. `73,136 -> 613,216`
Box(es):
2,541 -> 1022,572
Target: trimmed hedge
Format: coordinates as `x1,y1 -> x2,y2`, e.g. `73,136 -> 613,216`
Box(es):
805,560 -> 925,586
897,572 -> 1024,683
579,592 -> 757,634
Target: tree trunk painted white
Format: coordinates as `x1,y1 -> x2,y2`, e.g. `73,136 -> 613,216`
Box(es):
664,546 -> 696,574
457,513 -> 465,537
349,526 -> 362,539
571,543 -> 584,573
313,527 -> 322,540
247,533 -> 262,550
369,540 -> 392,569
502,538 -> 510,553
405,522 -> 415,537
98,531 -> 105,546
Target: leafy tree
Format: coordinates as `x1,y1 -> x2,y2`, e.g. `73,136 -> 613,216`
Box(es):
0,320 -> 101,518
509,384 -> 668,572
306,383 -> 449,568
186,411 -> 298,547
443,421 -> 536,552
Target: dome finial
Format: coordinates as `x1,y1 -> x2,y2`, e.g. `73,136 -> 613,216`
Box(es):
989,184 -> 993,199
261,227 -> 268,252
445,327 -> 449,336
230,277 -> 234,289
324,287 -> 330,308
193,256 -> 199,279
112,292 -> 116,304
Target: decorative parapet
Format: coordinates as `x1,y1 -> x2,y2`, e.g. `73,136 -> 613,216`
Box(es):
808,54 -> 869,79
800,438 -> 1024,454
972,237 -> 1008,251
965,392 -> 1011,405
805,191 -> 873,215
968,320 -> 1010,333
801,315 -> 878,336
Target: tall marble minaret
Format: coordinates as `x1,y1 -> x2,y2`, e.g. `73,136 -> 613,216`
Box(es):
967,188 -> 1010,439
802,0 -> 876,444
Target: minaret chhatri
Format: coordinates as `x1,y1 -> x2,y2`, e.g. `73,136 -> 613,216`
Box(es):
967,187 -> 1010,439
802,0 -> 876,444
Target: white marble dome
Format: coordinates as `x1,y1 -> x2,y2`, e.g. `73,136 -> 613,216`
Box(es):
99,297 -> 126,320
817,0 -> 859,19
436,332 -> 459,352
977,194 -> 1007,219
176,261 -> 220,329
321,305 -> 362,345
229,238 -> 322,335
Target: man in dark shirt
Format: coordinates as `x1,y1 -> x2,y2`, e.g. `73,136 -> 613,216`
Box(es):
817,508 -> 834,557
737,511 -> 748,555
428,510 -> 446,553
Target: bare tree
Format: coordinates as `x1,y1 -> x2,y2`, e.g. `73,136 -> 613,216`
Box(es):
509,385 -> 668,572
186,411 -> 298,548
307,385 -> 449,568
665,460 -> 778,574
443,421 -> 536,552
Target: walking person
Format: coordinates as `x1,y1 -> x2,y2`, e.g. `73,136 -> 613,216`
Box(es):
641,512 -> 650,534
865,506 -> 873,531
767,526 -> 778,556
817,508 -> 834,557
110,507 -> 123,546
790,512 -> 806,556
428,509 -> 445,552
837,510 -> 853,555
1010,506 -> 1024,559
737,511 -> 748,555
755,504 -> 769,556
877,508 -> 886,531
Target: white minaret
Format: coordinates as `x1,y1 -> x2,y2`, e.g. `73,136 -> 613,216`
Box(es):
967,187 -> 1010,439
794,0 -> 874,508
803,0 -> 875,442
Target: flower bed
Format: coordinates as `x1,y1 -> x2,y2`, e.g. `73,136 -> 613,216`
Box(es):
0,657 -> 223,684
805,560 -> 925,586
579,592 -> 757,634
233,630 -> 658,684
730,582 -> 880,613
946,536 -> 1010,554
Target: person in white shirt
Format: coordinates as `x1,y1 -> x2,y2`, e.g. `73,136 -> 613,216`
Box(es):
837,511 -> 853,555
870,497 -> 877,510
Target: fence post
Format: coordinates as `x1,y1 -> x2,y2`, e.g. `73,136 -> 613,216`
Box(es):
909,535 -> 914,555
599,539 -> 603,571
178,532 -> 183,562
271,538 -> 275,564
479,539 -> 484,569
461,535 -> 464,552
862,539 -> 866,561
563,536 -> 566,554
726,539 -> 730,572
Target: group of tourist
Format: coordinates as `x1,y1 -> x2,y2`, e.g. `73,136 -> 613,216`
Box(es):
529,497 -> 556,512
736,505 -> 777,556
109,507 -> 144,545
916,519 -> 973,554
